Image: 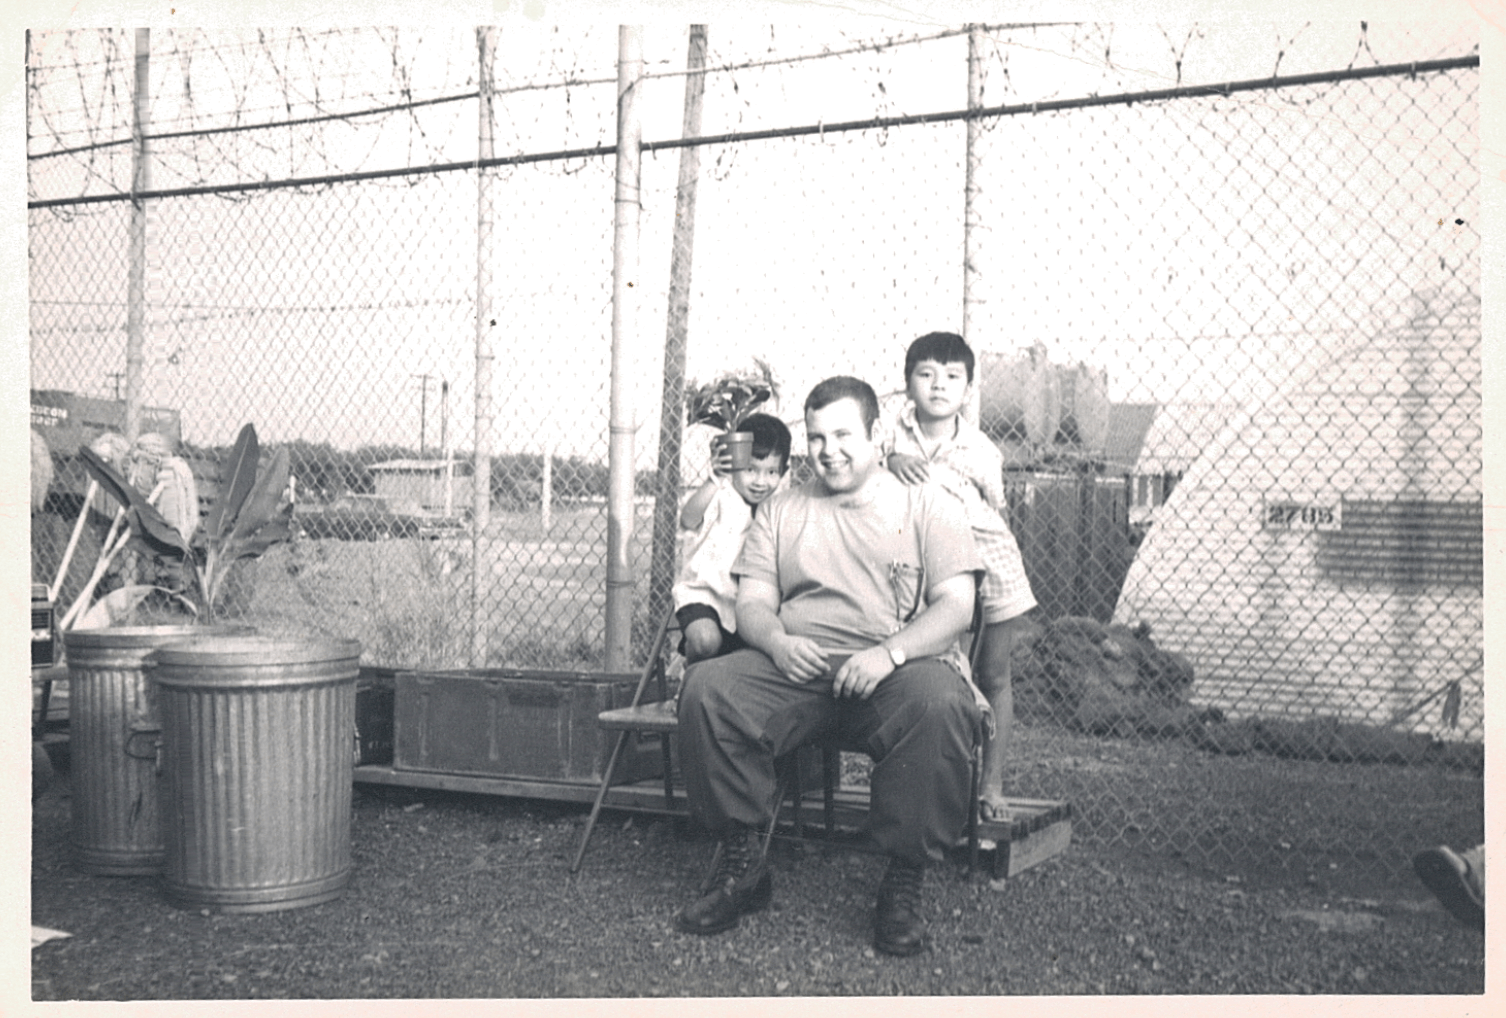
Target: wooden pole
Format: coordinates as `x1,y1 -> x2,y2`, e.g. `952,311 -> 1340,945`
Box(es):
648,25 -> 709,636
471,26 -> 497,667
126,28 -> 150,444
963,24 -> 983,427
605,26 -> 644,673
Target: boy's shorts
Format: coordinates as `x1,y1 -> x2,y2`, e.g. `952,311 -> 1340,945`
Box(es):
975,526 -> 1037,624
674,603 -> 747,659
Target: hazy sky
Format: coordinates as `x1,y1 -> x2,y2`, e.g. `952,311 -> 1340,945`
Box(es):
19,12 -> 1482,459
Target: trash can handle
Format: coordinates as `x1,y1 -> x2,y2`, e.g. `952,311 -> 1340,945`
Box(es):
124,723 -> 163,772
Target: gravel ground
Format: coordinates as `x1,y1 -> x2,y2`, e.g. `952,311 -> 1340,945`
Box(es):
29,734 -> 1484,1002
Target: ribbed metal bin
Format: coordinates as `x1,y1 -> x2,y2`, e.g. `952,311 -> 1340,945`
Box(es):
63,625 -> 250,876
150,635 -> 360,913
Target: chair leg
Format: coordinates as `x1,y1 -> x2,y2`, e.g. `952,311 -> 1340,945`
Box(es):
570,728 -> 633,874
787,753 -> 806,841
762,760 -> 796,859
658,731 -> 675,811
966,742 -> 983,875
822,746 -> 840,837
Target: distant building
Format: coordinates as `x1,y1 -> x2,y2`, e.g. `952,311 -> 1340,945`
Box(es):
1103,402 -> 1244,526
29,389 -> 185,506
30,389 -> 182,458
1115,290 -> 1483,740
369,459 -> 474,514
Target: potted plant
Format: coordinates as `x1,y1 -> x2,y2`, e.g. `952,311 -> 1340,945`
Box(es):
68,425 -> 361,910
685,358 -> 779,469
61,423 -> 288,876
72,423 -> 293,627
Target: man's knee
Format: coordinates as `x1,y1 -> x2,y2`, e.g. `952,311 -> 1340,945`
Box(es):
683,620 -> 723,662
680,650 -> 756,716
882,665 -> 981,741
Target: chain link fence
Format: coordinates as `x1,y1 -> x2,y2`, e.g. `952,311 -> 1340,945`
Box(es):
29,25 -> 1482,875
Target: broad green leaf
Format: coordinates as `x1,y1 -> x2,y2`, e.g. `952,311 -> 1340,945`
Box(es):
127,504 -> 190,558
75,584 -> 196,628
225,513 -> 294,562
77,445 -> 141,513
203,423 -> 259,542
229,446 -> 290,544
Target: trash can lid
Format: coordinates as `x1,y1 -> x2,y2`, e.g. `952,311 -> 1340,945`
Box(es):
151,634 -> 362,668
65,624 -> 252,652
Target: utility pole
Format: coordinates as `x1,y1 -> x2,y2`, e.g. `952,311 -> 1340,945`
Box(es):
412,372 -> 433,456
440,379 -> 453,518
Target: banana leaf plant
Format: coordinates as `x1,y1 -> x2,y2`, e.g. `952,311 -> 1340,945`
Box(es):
73,423 -> 293,624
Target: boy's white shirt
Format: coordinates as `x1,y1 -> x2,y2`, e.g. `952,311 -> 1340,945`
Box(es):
884,401 -> 1009,527
671,475 -> 755,632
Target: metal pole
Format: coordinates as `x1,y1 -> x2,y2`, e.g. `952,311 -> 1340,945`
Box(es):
441,379 -> 453,517
963,23 -> 983,426
605,26 -> 644,673
126,28 -> 150,443
413,372 -> 431,455
648,25 -> 709,638
471,26 -> 497,667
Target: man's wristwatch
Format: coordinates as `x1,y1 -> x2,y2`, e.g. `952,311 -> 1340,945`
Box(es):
885,643 -> 907,668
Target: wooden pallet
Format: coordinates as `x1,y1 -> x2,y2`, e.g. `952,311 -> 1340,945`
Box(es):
774,783 -> 1071,878
353,764 -> 1071,878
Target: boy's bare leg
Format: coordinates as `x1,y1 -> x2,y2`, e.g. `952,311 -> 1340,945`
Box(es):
683,618 -> 725,663
976,618 -> 1018,824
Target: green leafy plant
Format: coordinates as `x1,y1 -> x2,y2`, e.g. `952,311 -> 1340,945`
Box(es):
75,423 -> 293,623
686,358 -> 779,432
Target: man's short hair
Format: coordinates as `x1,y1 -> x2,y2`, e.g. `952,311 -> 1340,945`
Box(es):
739,412 -> 793,471
905,331 -> 975,383
804,376 -> 880,437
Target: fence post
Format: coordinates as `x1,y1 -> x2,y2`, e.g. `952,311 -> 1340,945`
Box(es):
648,25 -> 710,638
605,26 -> 644,673
126,28 -> 150,444
471,26 -> 497,667
962,23 -> 983,426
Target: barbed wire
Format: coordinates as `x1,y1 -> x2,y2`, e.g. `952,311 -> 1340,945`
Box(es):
28,24 -> 1476,204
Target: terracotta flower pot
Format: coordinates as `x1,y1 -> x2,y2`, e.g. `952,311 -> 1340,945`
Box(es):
720,431 -> 755,469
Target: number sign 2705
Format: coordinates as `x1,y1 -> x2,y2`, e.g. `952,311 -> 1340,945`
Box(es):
1261,501 -> 1341,531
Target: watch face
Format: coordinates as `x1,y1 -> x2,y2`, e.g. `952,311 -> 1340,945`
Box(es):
888,645 -> 906,667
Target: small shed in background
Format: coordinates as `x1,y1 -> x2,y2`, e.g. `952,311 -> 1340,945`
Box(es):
370,460 -> 474,515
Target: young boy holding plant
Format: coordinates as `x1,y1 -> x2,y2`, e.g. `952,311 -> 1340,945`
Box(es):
884,332 -> 1037,823
672,412 -> 792,662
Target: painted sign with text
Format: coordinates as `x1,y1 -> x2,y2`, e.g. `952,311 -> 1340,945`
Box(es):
1261,500 -> 1343,532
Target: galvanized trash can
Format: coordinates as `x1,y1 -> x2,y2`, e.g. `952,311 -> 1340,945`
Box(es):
63,625 -> 250,875
150,634 -> 360,913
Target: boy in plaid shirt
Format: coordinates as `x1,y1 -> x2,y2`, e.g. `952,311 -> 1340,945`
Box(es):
884,332 -> 1037,822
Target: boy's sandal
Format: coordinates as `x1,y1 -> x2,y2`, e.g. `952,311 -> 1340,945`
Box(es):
978,798 -> 1013,825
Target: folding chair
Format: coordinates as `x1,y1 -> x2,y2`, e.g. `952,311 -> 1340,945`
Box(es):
570,605 -> 679,874
570,605 -> 813,875
570,574 -> 990,874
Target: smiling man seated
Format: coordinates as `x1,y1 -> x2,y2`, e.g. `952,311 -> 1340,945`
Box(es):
673,375 -> 984,957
